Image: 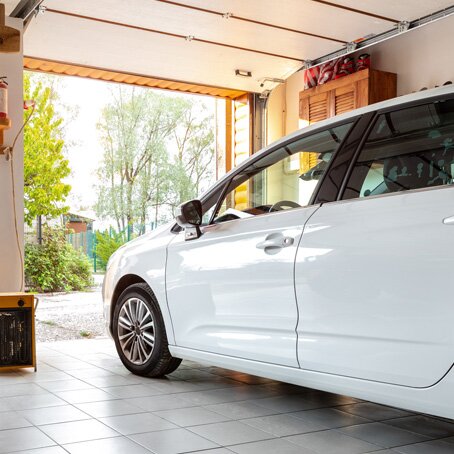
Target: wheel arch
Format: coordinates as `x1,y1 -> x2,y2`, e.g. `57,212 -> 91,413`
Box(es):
109,273 -> 175,345
110,274 -> 147,329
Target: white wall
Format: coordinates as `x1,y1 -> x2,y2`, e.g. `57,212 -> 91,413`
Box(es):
267,14 -> 454,140
0,17 -> 23,292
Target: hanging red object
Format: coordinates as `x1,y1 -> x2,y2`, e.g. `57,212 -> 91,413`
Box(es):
0,77 -> 8,119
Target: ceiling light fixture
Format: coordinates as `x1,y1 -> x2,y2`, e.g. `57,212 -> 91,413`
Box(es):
235,69 -> 252,78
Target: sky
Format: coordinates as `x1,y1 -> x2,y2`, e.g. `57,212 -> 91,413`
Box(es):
35,73 -> 217,227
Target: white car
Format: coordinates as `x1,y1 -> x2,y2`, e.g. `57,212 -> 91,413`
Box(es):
103,85 -> 454,419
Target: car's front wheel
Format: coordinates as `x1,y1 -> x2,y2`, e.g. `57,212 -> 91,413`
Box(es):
112,283 -> 181,377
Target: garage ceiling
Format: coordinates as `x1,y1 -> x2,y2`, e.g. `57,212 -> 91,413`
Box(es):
4,0 -> 454,94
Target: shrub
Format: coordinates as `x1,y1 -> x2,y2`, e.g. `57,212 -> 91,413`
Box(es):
95,229 -> 126,270
25,226 -> 94,292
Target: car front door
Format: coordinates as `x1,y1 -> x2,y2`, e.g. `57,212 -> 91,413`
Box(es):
166,123 -> 352,366
296,97 -> 454,387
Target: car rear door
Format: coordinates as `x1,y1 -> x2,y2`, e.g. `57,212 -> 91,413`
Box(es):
295,95 -> 454,387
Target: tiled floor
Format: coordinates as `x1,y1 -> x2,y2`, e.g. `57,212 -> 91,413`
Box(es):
1,340 -> 454,454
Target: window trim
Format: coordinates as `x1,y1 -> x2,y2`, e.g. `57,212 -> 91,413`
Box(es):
207,118 -> 358,225
337,92 -> 454,202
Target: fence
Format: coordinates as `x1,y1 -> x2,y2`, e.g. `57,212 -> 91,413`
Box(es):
66,223 -> 158,272
25,218 -> 158,272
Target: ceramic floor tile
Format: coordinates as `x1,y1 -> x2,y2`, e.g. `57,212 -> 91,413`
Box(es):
18,405 -> 91,425
128,395 -> 195,411
229,438 -> 318,454
0,410 -> 32,430
130,427 -> 218,454
39,418 -> 119,444
63,436 -> 150,454
189,450 -> 232,454
11,448 -> 68,454
291,407 -> 372,429
339,403 -> 413,421
383,415 -> 454,438
189,420 -> 274,445
252,395 -> 332,413
55,388 -> 118,404
285,429 -> 382,454
0,384 -> 48,398
99,412 -> 178,435
75,399 -> 145,418
156,406 -> 231,426
1,394 -> 67,411
38,379 -> 94,392
0,427 -> 56,453
205,401 -> 276,419
81,375 -> 142,387
102,384 -> 162,398
339,422 -> 431,448
393,440 -> 454,454
242,413 -> 326,437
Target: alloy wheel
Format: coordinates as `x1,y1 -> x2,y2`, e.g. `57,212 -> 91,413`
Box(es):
117,297 -> 155,365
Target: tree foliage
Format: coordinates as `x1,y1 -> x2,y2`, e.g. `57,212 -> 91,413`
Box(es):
95,86 -> 215,230
95,229 -> 126,270
23,72 -> 71,225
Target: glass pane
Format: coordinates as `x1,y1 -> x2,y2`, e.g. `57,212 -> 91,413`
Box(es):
343,99 -> 454,200
213,123 -> 352,223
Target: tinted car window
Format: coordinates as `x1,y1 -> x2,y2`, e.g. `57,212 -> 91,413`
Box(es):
343,99 -> 454,199
213,123 -> 352,223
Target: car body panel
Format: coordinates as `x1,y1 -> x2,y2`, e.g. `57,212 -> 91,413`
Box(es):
166,206 -> 319,367
102,223 -> 176,344
295,185 -> 454,387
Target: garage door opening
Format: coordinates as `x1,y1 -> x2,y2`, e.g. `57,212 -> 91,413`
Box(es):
21,68 -> 244,343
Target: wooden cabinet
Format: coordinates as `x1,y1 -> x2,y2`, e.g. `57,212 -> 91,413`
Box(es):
299,69 -> 397,124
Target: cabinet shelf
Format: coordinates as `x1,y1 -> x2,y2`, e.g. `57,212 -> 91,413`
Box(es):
299,69 -> 397,124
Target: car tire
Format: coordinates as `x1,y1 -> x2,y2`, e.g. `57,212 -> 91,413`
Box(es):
112,283 -> 182,377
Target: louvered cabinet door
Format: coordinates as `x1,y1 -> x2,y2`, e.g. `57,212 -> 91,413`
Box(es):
333,85 -> 356,116
299,69 -> 397,128
300,92 -> 330,124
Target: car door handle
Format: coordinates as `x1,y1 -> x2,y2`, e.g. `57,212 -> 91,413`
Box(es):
256,234 -> 294,251
443,215 -> 454,225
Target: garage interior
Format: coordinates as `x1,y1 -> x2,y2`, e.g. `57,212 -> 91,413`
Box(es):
1,1 -> 454,453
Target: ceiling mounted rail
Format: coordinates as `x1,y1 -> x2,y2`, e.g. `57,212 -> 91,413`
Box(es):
45,8 -> 304,62
302,5 -> 454,70
155,0 -> 347,44
10,0 -> 45,30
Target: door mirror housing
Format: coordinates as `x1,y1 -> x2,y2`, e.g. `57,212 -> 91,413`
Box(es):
175,199 -> 203,240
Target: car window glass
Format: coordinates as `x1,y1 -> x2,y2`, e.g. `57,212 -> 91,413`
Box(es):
213,123 -> 352,223
343,99 -> 454,200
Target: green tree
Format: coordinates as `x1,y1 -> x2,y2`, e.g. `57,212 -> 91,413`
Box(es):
95,87 -> 215,230
95,229 -> 125,269
96,87 -> 184,230
167,98 -> 215,215
23,72 -> 71,225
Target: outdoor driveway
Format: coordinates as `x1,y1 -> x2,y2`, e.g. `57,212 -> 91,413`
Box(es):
35,284 -> 105,342
0,339 -> 453,454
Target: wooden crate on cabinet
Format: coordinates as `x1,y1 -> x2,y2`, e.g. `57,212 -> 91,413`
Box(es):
299,69 -> 397,124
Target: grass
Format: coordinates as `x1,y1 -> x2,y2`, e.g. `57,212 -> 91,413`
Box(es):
79,330 -> 92,338
41,320 -> 57,326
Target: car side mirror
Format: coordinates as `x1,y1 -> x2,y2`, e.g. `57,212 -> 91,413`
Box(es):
175,199 -> 203,240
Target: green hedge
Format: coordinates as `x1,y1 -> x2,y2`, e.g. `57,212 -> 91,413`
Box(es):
25,226 -> 94,292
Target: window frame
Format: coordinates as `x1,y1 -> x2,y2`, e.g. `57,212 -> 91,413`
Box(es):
207,118 -> 358,225
337,92 -> 454,202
